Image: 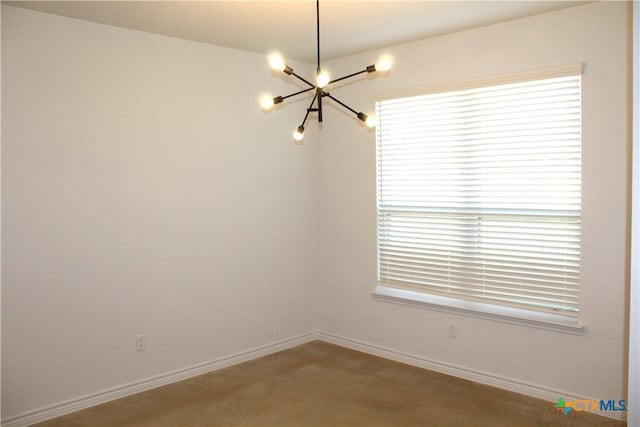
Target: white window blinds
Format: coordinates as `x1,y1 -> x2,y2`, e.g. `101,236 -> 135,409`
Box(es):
376,72 -> 582,317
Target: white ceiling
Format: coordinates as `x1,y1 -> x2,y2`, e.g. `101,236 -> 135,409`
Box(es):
4,1 -> 589,63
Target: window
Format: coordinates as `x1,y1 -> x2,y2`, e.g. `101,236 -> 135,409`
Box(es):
375,68 -> 582,322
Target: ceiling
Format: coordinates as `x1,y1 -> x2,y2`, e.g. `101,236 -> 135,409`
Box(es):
4,1 -> 589,63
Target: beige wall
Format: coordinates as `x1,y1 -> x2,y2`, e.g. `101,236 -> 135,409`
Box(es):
1,5 -> 317,419
317,1 -> 630,403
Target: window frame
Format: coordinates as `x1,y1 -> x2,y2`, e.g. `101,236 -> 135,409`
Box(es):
372,64 -> 584,334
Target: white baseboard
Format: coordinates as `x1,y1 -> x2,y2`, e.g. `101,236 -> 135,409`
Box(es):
1,331 -> 318,427
317,331 -> 627,422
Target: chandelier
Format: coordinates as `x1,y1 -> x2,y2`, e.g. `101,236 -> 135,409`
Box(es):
259,0 -> 392,142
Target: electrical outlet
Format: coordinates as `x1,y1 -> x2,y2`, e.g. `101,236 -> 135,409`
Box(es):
448,323 -> 458,339
136,334 -> 146,352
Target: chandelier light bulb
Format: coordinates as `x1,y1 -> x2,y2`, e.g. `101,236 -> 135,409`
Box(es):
260,95 -> 275,110
365,115 -> 376,128
293,126 -> 305,141
268,53 -> 286,72
316,71 -> 330,88
375,55 -> 393,72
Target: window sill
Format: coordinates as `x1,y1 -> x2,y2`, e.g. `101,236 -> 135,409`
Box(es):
372,285 -> 584,335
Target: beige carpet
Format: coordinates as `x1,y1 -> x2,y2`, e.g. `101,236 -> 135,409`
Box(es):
36,341 -> 625,426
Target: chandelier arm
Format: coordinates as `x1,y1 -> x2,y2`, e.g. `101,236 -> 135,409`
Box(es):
301,92 -> 319,127
291,71 -> 316,89
328,69 -> 371,85
279,87 -> 316,102
326,94 -> 359,116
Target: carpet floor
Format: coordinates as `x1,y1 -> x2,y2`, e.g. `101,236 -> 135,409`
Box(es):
36,341 -> 625,426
